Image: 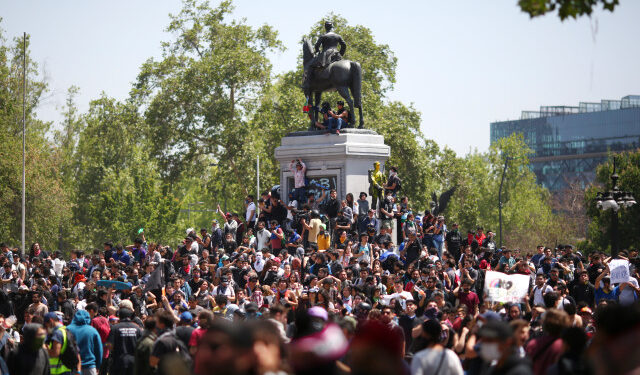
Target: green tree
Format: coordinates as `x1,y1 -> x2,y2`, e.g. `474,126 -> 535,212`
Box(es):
73,96 -> 180,245
445,134 -> 560,250
133,0 -> 283,184
0,27 -> 72,252
585,151 -> 640,253
518,0 -> 619,20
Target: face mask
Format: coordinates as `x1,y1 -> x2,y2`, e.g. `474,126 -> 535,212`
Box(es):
479,342 -> 501,362
46,327 -> 54,334
33,335 -> 46,351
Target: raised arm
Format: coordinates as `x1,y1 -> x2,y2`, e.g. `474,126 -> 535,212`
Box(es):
595,264 -> 610,290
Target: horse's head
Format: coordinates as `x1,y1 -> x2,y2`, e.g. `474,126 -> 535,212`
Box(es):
302,38 -> 314,68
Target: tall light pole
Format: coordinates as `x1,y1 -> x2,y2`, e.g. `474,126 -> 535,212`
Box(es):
21,32 -> 27,258
186,202 -> 205,221
498,155 -> 511,248
595,157 -> 636,257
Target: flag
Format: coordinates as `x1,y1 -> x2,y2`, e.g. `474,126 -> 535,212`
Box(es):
144,261 -> 165,293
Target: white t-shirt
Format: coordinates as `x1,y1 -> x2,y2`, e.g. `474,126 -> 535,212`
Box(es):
287,200 -> 298,221
533,284 -> 553,306
246,202 -> 256,222
411,347 -> 463,375
53,259 -> 66,277
619,278 -> 639,305
256,229 -> 270,251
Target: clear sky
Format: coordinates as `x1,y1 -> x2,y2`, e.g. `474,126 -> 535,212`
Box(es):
2,0 -> 639,155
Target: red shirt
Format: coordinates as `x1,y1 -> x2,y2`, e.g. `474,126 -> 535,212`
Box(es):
525,335 -> 564,375
457,290 -> 479,313
91,316 -> 111,358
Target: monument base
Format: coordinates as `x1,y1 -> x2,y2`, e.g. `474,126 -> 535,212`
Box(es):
275,128 -> 390,210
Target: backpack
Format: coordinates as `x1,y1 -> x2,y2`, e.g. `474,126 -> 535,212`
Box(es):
394,176 -> 402,191
156,331 -> 192,374
59,326 -> 80,371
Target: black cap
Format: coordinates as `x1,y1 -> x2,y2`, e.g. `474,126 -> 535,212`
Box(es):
478,320 -> 513,340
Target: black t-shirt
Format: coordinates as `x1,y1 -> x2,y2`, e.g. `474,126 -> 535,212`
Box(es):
398,314 -> 424,354
374,233 -> 392,246
325,199 -> 340,219
271,202 -> 288,225
387,175 -> 401,193
404,240 -> 421,267
188,278 -> 204,292
108,320 -> 142,368
175,326 -> 194,349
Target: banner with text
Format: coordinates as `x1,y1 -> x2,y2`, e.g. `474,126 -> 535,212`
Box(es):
484,271 -> 531,304
609,259 -> 631,284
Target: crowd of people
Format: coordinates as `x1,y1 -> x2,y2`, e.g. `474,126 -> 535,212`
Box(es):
0,159 -> 638,375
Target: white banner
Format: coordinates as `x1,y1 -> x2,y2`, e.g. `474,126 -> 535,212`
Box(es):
609,259 -> 631,284
484,271 -> 530,304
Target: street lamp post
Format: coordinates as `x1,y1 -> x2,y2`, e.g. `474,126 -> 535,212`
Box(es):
498,155 -> 511,249
186,202 -> 205,221
595,158 -> 637,258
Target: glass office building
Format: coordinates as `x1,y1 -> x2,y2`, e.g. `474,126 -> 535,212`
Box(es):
490,95 -> 640,191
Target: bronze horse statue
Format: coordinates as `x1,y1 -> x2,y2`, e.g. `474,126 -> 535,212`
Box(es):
302,38 -> 364,129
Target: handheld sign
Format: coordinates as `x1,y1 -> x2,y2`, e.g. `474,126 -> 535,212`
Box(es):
484,271 -> 530,304
97,280 -> 132,290
609,259 -> 631,284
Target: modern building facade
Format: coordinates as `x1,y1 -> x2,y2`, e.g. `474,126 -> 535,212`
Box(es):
490,95 -> 640,191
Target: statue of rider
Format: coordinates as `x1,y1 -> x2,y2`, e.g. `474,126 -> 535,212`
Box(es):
303,21 -> 347,92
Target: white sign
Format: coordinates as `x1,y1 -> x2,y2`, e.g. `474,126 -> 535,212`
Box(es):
609,259 -> 631,284
484,271 -> 531,304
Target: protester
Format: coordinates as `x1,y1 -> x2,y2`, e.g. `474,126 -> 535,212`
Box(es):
3,180 -> 640,375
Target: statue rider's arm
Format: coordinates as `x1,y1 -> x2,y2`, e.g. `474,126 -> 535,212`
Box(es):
338,37 -> 346,56
314,36 -> 323,53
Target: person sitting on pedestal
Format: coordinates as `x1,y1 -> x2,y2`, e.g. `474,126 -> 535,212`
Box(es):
315,102 -> 343,134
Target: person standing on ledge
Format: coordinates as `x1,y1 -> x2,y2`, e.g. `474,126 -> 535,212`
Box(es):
368,161 -> 386,216
289,158 -> 307,204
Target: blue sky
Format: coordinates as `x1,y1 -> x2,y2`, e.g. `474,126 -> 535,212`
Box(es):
2,0 -> 639,155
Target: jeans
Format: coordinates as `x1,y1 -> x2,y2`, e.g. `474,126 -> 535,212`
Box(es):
433,238 -> 444,259
292,187 -> 306,204
325,117 -> 345,133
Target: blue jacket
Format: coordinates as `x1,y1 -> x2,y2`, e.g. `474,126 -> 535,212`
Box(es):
67,310 -> 103,369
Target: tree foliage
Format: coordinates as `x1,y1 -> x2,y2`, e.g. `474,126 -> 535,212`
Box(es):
0,29 -> 71,252
0,6 -> 571,252
518,0 -> 619,21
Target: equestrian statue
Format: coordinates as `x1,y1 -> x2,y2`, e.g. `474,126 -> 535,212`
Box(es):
302,21 -> 364,130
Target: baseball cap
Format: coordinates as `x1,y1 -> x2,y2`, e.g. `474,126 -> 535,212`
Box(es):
308,306 -> 329,321
478,311 -> 501,322
43,312 -> 61,323
180,311 -> 193,322
478,320 -> 513,340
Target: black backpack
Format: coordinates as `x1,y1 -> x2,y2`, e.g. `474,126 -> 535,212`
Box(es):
59,327 -> 80,371
394,176 -> 402,191
156,331 -> 192,375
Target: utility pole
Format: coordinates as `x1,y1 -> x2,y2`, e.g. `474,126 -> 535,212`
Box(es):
498,156 -> 511,248
21,32 -> 27,258
256,155 -> 260,217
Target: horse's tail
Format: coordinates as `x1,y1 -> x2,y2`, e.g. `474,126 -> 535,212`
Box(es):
350,61 -> 362,108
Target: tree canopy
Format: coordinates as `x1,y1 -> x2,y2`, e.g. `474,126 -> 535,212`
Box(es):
0,3 -> 587,251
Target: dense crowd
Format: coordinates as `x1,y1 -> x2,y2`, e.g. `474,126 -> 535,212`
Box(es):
0,160 -> 638,375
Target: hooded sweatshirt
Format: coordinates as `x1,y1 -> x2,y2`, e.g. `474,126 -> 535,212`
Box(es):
67,310 -> 103,369
7,323 -> 49,375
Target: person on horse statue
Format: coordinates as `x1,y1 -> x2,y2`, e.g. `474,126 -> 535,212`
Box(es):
303,21 -> 347,91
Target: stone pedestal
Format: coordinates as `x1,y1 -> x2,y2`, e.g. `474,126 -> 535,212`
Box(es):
275,129 -> 390,203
